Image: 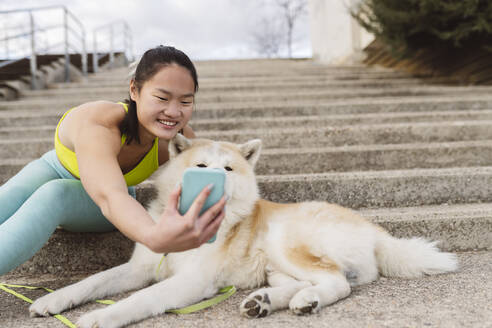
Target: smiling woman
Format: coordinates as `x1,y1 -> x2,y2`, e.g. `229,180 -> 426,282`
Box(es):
0,46 -> 227,276
122,46 -> 199,145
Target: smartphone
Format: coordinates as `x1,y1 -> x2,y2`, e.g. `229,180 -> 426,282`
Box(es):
178,167 -> 226,243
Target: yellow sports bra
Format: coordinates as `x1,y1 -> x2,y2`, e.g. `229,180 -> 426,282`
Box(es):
54,102 -> 159,186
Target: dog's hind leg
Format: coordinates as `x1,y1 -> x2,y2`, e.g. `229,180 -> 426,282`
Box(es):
289,272 -> 351,315
240,269 -> 311,318
29,261 -> 154,317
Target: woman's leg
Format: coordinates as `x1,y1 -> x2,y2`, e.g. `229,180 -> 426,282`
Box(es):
0,180 -> 89,275
0,178 -> 137,275
0,156 -> 60,225
59,185 -> 135,232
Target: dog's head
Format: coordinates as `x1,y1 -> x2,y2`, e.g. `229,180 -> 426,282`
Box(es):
153,134 -> 262,218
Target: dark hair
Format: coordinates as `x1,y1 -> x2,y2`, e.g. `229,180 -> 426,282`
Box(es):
120,45 -> 199,144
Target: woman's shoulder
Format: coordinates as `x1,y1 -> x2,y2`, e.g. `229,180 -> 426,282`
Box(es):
70,100 -> 127,128
58,101 -> 127,151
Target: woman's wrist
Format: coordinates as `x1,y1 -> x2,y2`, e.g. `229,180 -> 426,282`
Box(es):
140,222 -> 168,253
140,222 -> 157,251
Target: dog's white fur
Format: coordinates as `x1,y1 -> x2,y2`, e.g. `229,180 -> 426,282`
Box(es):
29,135 -> 458,328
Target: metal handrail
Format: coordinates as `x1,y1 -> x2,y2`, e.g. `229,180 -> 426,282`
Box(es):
0,5 -> 85,31
0,5 -> 87,89
92,20 -> 134,73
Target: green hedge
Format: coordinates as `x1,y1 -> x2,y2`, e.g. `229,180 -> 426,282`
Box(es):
352,0 -> 492,56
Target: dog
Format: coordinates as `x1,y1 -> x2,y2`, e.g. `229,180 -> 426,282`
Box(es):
29,134 -> 458,327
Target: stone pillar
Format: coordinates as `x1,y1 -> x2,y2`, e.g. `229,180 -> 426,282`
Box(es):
308,0 -> 373,64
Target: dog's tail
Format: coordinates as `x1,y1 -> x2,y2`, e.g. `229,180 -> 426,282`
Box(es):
375,230 -> 458,278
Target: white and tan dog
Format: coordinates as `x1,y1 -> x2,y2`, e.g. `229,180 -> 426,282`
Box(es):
30,135 -> 458,327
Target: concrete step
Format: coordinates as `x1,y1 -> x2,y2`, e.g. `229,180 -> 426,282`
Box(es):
361,203 -> 492,251
141,166 -> 492,209
191,109 -> 492,131
195,72 -> 425,84
0,98 -> 122,112
2,94 -> 492,115
189,96 -> 492,118
17,85 -> 492,103
193,59 -> 366,69
198,121 -> 492,148
4,110 -> 492,137
195,59 -> 360,66
258,141 -> 492,174
4,200 -> 491,277
0,158 -> 33,185
184,69 -> 413,79
46,78 -> 425,91
83,71 -> 413,85
7,229 -> 133,276
49,81 -> 128,89
3,250 -> 490,328
55,60 -> 405,78
121,166 -> 492,212
3,140 -> 492,185
0,112 -> 63,127
197,78 -> 426,91
55,72 -> 420,88
2,121 -> 491,158
0,125 -> 55,138
3,99 -> 492,128
78,72 -> 412,86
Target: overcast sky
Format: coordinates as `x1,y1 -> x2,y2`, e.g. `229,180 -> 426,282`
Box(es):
0,0 -> 314,61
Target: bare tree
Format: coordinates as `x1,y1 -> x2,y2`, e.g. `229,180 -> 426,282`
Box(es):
276,0 -> 307,58
249,0 -> 307,58
251,17 -> 284,58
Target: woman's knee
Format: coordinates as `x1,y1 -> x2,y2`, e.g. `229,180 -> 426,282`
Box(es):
36,179 -> 77,202
30,179 -> 90,221
35,180 -> 112,231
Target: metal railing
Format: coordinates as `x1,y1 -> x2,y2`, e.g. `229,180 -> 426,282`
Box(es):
0,5 -> 87,89
0,6 -> 134,90
93,20 -> 134,73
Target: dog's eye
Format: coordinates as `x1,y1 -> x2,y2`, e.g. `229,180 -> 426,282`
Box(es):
197,163 -> 207,168
224,166 -> 233,171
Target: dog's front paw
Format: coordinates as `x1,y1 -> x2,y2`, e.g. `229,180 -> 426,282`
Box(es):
289,289 -> 320,315
29,291 -> 74,317
76,309 -> 116,328
240,290 -> 272,318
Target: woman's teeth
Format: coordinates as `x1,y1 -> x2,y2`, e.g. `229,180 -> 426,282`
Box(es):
158,119 -> 177,127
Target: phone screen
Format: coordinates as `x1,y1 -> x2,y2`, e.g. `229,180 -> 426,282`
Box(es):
178,167 -> 225,215
178,168 -> 225,243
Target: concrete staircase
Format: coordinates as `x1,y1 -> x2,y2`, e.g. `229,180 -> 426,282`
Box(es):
1,59 -> 491,327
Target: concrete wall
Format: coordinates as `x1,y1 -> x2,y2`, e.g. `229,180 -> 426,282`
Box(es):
308,0 -> 374,64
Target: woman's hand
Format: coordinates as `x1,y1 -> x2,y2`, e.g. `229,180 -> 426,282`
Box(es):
146,184 -> 226,253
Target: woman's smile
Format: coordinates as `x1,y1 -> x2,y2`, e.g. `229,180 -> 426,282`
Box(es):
157,119 -> 178,128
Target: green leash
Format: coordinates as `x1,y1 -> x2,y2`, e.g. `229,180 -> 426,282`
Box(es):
1,255 -> 236,327
0,283 -> 78,328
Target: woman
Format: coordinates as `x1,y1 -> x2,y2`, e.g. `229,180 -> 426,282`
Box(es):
0,46 -> 226,275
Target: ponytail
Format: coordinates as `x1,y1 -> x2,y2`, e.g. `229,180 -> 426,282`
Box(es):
119,98 -> 140,145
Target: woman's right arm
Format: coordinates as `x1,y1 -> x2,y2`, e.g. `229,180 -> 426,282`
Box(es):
72,103 -> 226,253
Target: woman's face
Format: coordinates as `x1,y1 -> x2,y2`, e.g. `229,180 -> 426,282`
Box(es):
130,64 -> 195,143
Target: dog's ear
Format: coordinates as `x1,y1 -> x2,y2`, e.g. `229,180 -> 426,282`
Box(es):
169,134 -> 193,158
239,139 -> 262,167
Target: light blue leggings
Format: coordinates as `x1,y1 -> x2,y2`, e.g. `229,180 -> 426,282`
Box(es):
0,150 -> 136,275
